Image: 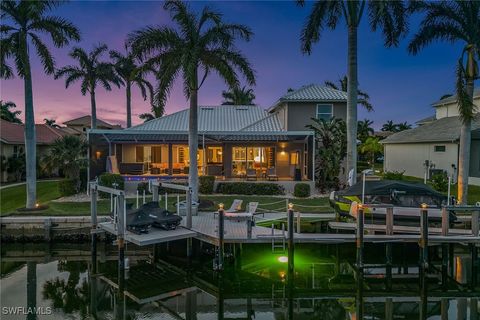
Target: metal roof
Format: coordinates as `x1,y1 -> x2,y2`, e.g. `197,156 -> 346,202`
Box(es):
127,105 -> 284,132
431,88 -> 480,106
278,84 -> 348,102
381,116 -> 480,144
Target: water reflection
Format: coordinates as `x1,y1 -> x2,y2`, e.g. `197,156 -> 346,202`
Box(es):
0,243 -> 479,319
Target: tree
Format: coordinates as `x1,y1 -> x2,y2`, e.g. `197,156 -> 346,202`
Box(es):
306,117 -> 347,192
139,112 -> 155,123
1,100 -> 22,123
43,118 -> 60,128
324,75 -> 373,111
359,136 -> 382,169
42,135 -> 87,180
381,120 -> 396,132
1,1 -> 80,208
298,0 -> 408,185
409,1 -> 480,204
110,45 -> 155,127
7,152 -> 26,182
221,86 -> 255,105
55,44 -> 122,129
357,118 -> 374,142
129,0 -> 255,201
395,121 -> 411,132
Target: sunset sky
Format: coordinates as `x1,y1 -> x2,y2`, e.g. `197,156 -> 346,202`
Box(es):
1,1 -> 472,129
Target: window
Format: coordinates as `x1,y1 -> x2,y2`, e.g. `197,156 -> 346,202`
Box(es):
135,146 -> 144,162
434,145 -> 446,152
207,146 -> 223,164
316,104 -> 333,121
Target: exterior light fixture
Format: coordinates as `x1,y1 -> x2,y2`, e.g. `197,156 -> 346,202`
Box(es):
288,203 -> 294,210
278,256 -> 288,263
218,203 -> 224,210
421,203 -> 428,210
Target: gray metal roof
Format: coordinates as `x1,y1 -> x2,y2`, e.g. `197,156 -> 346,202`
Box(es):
127,105 -> 284,132
278,84 -> 348,102
382,116 -> 480,144
415,114 -> 436,125
432,88 -> 480,106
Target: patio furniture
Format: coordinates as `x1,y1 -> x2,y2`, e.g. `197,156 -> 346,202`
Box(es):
119,163 -> 145,175
246,168 -> 257,181
214,199 -> 243,219
224,201 -> 259,220
172,163 -> 185,174
266,168 -> 278,181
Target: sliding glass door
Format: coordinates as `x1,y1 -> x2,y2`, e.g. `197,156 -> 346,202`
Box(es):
232,146 -> 275,177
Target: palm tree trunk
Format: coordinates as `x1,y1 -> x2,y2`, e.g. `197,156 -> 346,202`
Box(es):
22,34 -> 37,209
90,89 -> 97,129
457,79 -> 473,204
346,25 -> 359,185
126,82 -> 132,128
189,87 -> 199,202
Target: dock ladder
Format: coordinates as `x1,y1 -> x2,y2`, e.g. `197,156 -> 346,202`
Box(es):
271,223 -> 286,253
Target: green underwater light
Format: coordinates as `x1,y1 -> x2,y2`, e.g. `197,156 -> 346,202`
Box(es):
277,256 -> 288,263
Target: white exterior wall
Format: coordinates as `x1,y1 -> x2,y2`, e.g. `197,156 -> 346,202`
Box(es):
384,143 -> 458,178
435,96 -> 480,119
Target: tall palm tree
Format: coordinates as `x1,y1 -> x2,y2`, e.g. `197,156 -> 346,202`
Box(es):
359,136 -> 382,169
381,120 -> 396,132
221,86 -> 255,105
1,1 -> 80,208
110,46 -> 155,127
129,0 -> 255,201
43,118 -> 60,128
298,0 -> 408,185
1,100 -> 22,123
409,0 -> 479,204
55,44 -> 122,129
42,135 -> 88,180
395,121 -> 411,132
324,75 -> 373,111
357,118 -> 374,142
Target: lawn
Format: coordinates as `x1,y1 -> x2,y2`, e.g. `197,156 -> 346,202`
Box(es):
0,180 -> 61,215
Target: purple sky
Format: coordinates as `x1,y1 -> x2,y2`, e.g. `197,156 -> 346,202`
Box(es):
1,1 -> 474,129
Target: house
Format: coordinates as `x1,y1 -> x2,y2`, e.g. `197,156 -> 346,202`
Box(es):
88,84 -> 350,190
0,119 -> 67,182
62,115 -> 122,136
382,88 -> 480,185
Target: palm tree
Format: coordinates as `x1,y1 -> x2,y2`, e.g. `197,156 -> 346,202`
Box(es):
55,44 -> 122,129
43,118 -> 60,128
42,135 -> 88,181
357,118 -> 374,142
298,0 -> 408,185
221,86 -> 255,105
110,46 -> 155,127
1,100 -> 22,123
324,76 -> 373,111
395,121 -> 411,132
409,0 -> 479,204
139,112 -> 155,123
1,1 -> 80,208
359,137 -> 383,169
381,120 -> 396,132
129,0 -> 255,201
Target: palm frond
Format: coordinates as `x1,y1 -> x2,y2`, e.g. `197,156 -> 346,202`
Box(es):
29,32 -> 55,74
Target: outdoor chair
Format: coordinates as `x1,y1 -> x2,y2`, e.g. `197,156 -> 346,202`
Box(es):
214,199 -> 243,219
266,168 -> 278,181
224,201 -> 260,221
246,168 -> 257,181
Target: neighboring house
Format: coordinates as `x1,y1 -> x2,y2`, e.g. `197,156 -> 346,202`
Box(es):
0,119 -> 67,182
382,89 -> 480,186
62,115 -> 122,136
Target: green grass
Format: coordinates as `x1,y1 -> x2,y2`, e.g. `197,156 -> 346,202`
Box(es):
0,181 -> 61,215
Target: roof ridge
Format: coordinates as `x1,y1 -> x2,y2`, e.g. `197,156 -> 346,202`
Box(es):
41,123 -> 64,138
239,112 -> 275,131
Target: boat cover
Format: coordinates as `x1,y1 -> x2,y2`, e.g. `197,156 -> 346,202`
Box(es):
339,180 -> 445,198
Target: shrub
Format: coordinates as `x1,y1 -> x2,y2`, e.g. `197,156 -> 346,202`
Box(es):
430,173 -> 448,192
137,182 -> 151,195
216,182 -> 284,195
199,176 -> 215,194
98,173 -> 124,198
294,183 -> 310,198
383,170 -> 405,180
59,179 -> 78,197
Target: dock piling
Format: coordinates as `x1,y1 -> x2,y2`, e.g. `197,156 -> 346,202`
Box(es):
90,183 -> 98,274
471,244 -> 478,289
356,205 -> 364,271
472,209 -> 479,236
296,211 -> 301,234
420,204 -> 429,271
216,205 -> 225,271
136,190 -> 139,208
386,206 -> 393,236
143,190 -> 146,204
287,204 -> 295,277
441,207 -> 449,236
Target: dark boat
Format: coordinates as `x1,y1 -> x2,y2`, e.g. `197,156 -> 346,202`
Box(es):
123,201 -> 183,234
330,180 -> 455,221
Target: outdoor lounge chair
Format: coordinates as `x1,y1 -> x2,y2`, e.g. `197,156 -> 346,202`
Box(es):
266,168 -> 278,181
214,199 -> 243,218
246,168 -> 257,181
224,201 -> 259,220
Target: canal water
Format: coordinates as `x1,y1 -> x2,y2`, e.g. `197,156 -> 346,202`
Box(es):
1,241 -> 479,319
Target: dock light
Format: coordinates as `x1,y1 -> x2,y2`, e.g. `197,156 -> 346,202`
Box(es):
421,203 -> 428,210
218,203 -> 224,210
278,256 -> 288,263
35,203 -> 39,208
358,203 -> 363,210
288,203 -> 294,210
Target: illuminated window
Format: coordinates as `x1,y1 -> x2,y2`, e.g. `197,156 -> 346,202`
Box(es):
207,146 -> 223,164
